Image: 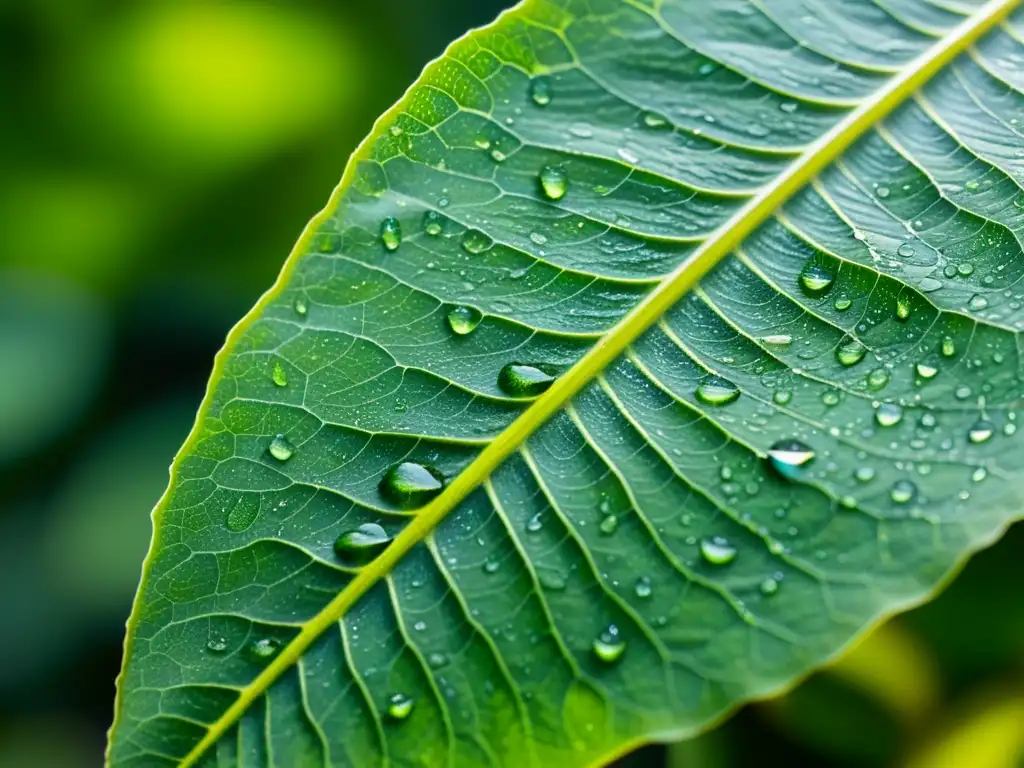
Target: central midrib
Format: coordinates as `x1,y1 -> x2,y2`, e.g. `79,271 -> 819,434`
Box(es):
177,0 -> 1021,764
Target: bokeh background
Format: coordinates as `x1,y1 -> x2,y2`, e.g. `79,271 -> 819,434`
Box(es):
1,1 -> 1022,765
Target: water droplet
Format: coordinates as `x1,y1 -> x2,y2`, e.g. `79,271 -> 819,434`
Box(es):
387,693 -> 414,721
249,638 -> 280,660
854,466 -> 876,483
380,217 -> 402,251
867,368 -> 890,391
592,624 -> 626,664
379,462 -> 445,508
768,439 -> 816,479
498,363 -> 556,397
634,576 -> 652,598
836,338 -> 866,366
958,262 -> 974,277
423,211 -> 444,236
206,636 -> 228,653
526,513 -> 542,532
268,434 -> 295,461
700,536 -> 737,565
759,577 -> 779,596
896,294 -> 912,321
461,229 -> 493,254
642,111 -> 668,129
968,294 -> 988,312
876,186 -> 890,199
483,559 -> 500,574
271,362 -> 288,387
334,522 -> 391,565
875,402 -> 903,427
890,479 -> 916,504
941,337 -> 956,357
968,419 -> 995,444
539,165 -> 568,200
762,334 -> 792,347
773,389 -> 792,405
897,242 -> 915,258
834,296 -> 852,312
822,389 -> 841,406
695,375 -> 740,406
447,305 -> 482,336
599,515 -> 618,535
972,467 -> 988,483
800,262 -> 834,294
530,77 -> 551,106
916,363 -> 938,379
294,297 -> 308,317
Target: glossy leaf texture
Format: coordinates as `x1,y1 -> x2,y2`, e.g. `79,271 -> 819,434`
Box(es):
109,1 -> 1024,766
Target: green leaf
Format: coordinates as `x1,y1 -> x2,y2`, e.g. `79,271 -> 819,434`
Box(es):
109,0 -> 1024,766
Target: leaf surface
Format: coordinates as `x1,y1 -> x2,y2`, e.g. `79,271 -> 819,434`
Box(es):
109,1 -> 1024,765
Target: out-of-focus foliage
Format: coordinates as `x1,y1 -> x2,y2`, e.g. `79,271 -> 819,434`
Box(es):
1,1 -> 1021,765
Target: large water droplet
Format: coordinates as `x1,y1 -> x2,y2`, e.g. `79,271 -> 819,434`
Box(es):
461,229 -> 493,254
700,536 -> 737,565
800,262 -> 834,294
387,693 -> 415,721
380,462 -> 445,508
592,624 -> 626,664
836,338 -> 866,367
249,637 -> 281,660
268,434 -> 295,461
530,77 -> 552,106
768,439 -> 816,479
498,363 -> 556,397
875,402 -> 903,427
968,419 -> 995,444
447,305 -> 482,336
380,217 -> 402,251
334,522 -> 391,564
271,362 -> 288,388
539,165 -> 568,200
890,479 -> 917,504
695,375 -> 740,406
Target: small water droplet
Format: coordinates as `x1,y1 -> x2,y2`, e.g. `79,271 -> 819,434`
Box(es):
423,211 -> 444,236
773,389 -> 792,405
968,419 -> 995,444
599,515 -> 618,535
761,334 -> 792,347
968,294 -> 988,312
876,186 -> 890,199
897,242 -> 915,258
800,262 -> 834,294
833,295 -> 852,312
334,522 -> 391,565
768,439 -> 816,479
387,693 -> 415,721
958,262 -> 974,277
759,576 -> 779,596
539,165 -> 568,200
642,111 -> 668,129
271,362 -> 288,387
896,294 -> 912,321
867,368 -> 890,391
854,466 -> 876,483
379,462 -> 445,508
836,337 -> 866,366
483,559 -> 500,574
526,513 -> 542,532
207,636 -> 228,653
875,402 -> 903,427
294,297 -> 308,317
268,434 -> 295,461
890,479 -> 917,504
700,536 -> 737,565
249,638 -> 281,660
592,624 -> 626,663
634,576 -> 652,598
916,362 -> 938,379
461,229 -> 493,254
380,217 -> 402,251
941,337 -> 956,357
695,375 -> 740,406
447,305 -> 482,336
530,77 -> 552,106
498,363 -> 556,397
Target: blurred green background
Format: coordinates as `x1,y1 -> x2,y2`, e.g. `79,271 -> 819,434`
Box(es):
0,1 -> 1021,765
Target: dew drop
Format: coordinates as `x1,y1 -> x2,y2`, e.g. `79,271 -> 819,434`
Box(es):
759,576 -> 780,596
447,305 -> 482,336
958,262 -> 974,277
422,210 -> 444,236
700,536 -> 737,565
634,576 -> 652,599
761,334 -> 792,347
773,389 -> 792,405
498,363 -> 557,397
854,466 -> 876,483
890,479 -> 917,504
800,262 -> 834,294
334,522 -> 391,565
896,294 -> 912,321
268,434 -> 295,462
206,636 -> 228,653
294,297 -> 308,317
695,375 -> 740,406
822,389 -> 841,407
249,638 -> 281,660
915,363 -> 938,379
592,624 -> 626,664
526,513 -> 543,533
968,419 -> 995,444
271,362 -> 288,388
875,402 -> 903,427
941,337 -> 957,357
876,186 -> 890,199
387,693 -> 415,721
768,438 -> 816,479
461,229 -> 493,254
836,338 -> 866,367
866,368 -> 890,391
968,294 -> 988,312
379,462 -> 445,508
897,242 -> 916,258
539,165 -> 568,200
599,515 -> 618,535
380,217 -> 402,251
833,295 -> 852,312
642,111 -> 668,129
530,77 -> 552,106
